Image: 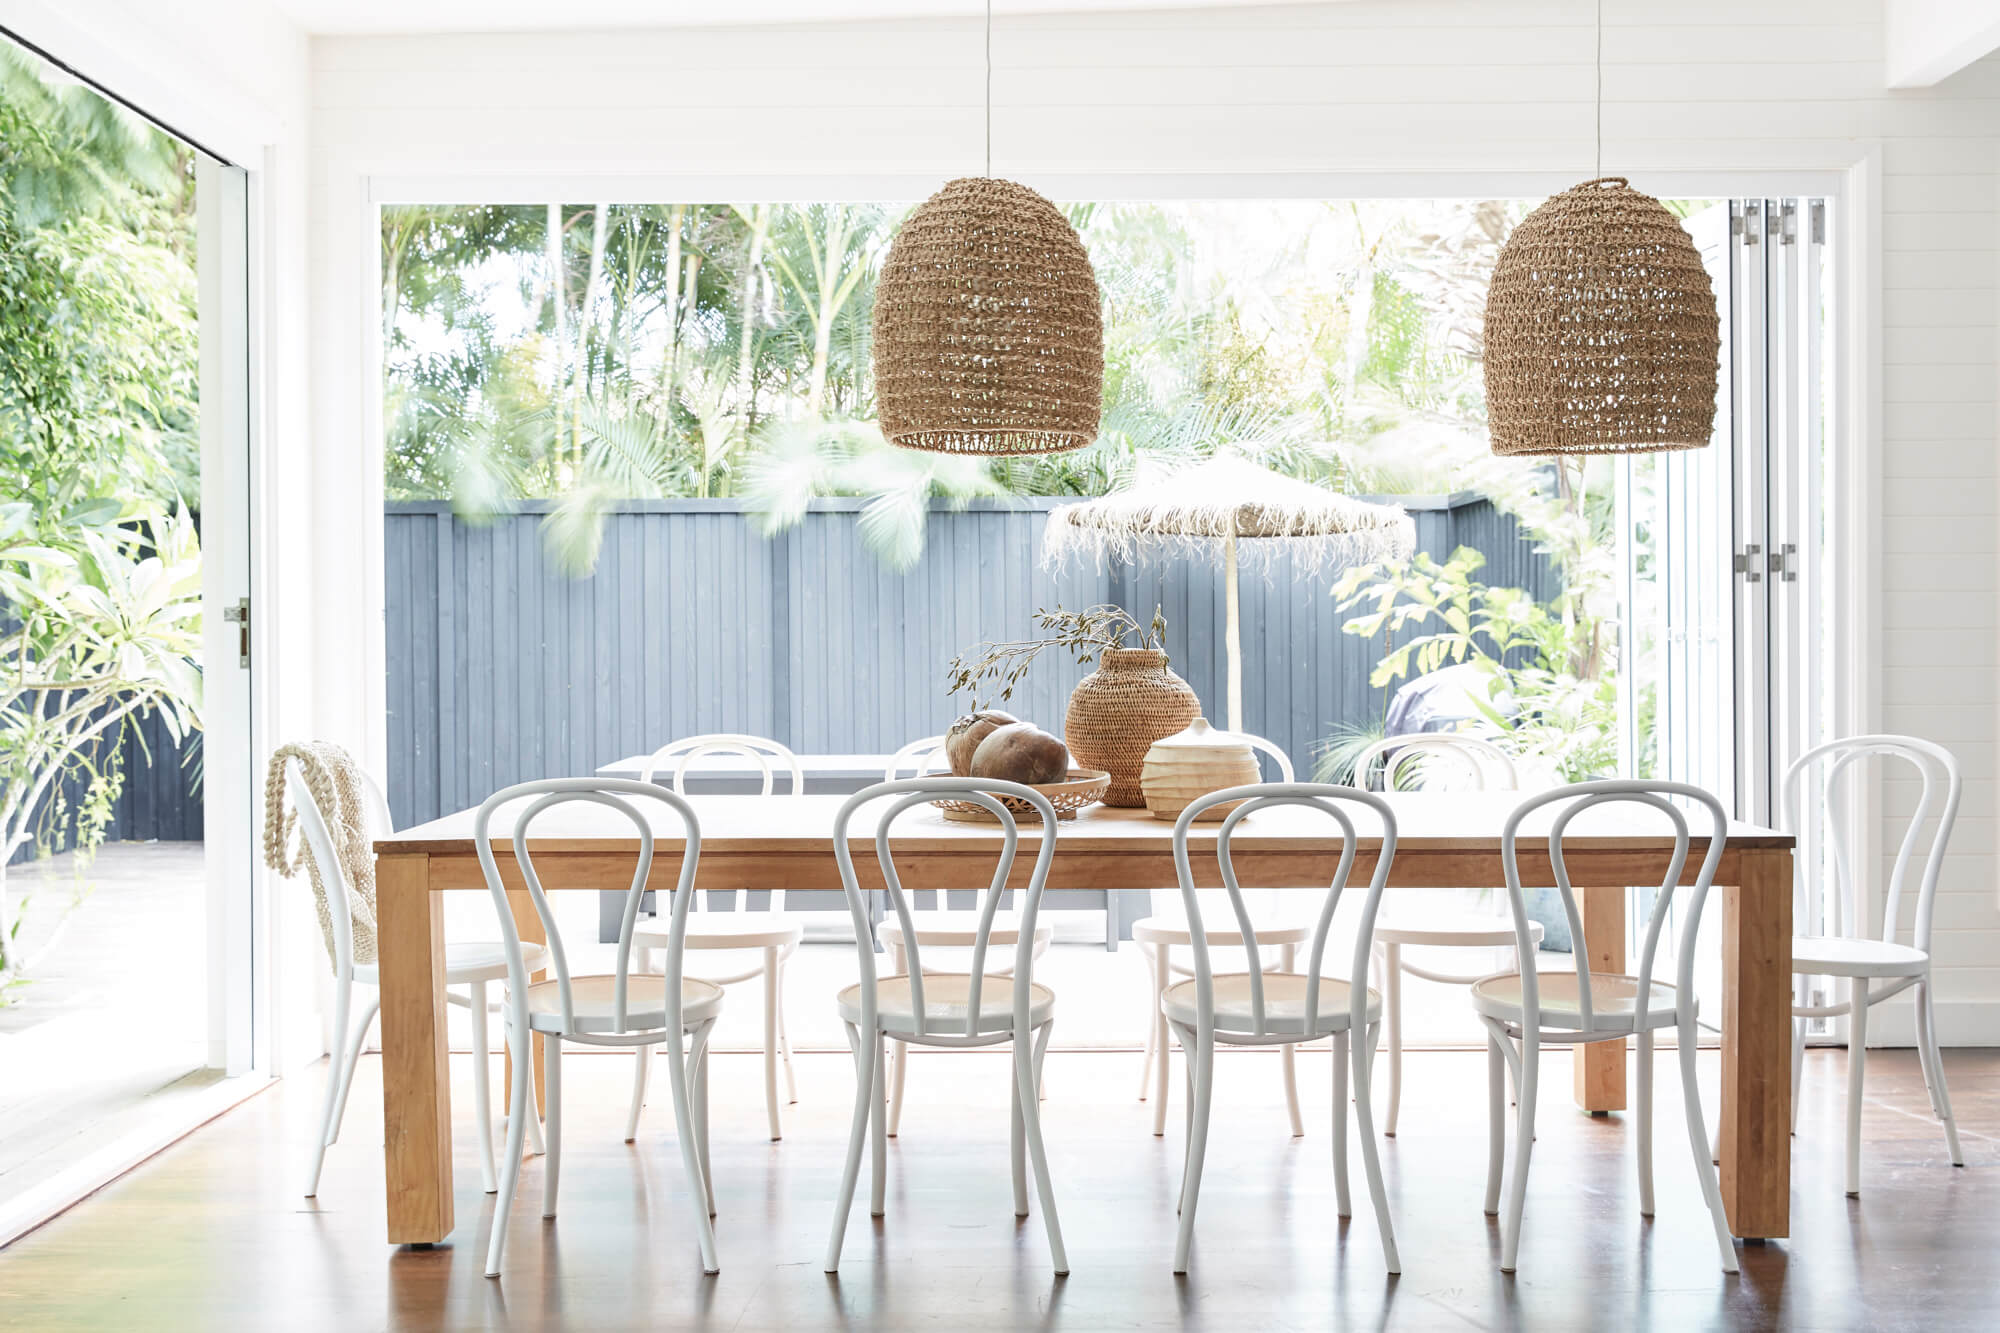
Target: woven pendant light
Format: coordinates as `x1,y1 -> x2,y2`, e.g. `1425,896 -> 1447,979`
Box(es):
1483,4 -> 1719,456
872,1 -> 1103,456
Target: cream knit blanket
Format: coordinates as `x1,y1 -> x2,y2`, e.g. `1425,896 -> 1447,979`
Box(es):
262,742 -> 379,967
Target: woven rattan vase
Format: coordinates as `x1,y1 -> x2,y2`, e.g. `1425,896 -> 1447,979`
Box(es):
1484,177 -> 1720,456
874,176 -> 1103,457
1063,649 -> 1200,808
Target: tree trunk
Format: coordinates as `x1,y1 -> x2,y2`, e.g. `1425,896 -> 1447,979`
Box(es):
575,203 -> 611,471
735,203 -> 771,449
545,203 -> 568,478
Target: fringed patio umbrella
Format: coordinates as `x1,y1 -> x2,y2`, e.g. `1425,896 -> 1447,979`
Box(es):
1042,455 -> 1415,733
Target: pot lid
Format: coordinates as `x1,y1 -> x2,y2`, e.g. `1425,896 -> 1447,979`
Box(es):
1146,717 -> 1253,752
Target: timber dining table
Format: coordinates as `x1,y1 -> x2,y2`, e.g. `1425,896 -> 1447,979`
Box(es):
371,791 -> 1794,1249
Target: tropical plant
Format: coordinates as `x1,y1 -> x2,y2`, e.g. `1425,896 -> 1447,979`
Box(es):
946,603 -> 1168,710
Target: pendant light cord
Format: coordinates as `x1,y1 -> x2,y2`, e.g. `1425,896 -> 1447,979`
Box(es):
985,0 -> 993,177
1594,0 -> 1602,177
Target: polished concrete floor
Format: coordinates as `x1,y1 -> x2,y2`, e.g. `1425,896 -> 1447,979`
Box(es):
1,1043 -> 1992,1331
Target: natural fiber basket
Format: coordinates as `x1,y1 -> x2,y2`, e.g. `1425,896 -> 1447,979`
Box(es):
1484,177 -> 1720,456
1063,649 -> 1201,808
874,177 -> 1103,457
933,769 -> 1112,823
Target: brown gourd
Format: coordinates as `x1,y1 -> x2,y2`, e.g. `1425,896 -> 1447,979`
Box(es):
946,710 -> 1018,775
969,722 -> 1070,786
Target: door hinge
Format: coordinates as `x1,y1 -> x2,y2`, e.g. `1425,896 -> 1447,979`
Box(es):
1742,200 -> 1760,246
1809,200 -> 1826,245
1733,544 -> 1763,582
1767,542 -> 1798,583
223,597 -> 250,669
1779,201 -> 1798,245
1730,201 -> 1745,237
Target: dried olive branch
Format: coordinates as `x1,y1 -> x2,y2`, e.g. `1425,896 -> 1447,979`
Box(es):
946,603 -> 1169,709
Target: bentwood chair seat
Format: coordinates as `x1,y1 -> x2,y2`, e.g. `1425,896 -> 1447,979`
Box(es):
1162,972 -> 1380,1040
1789,935 -> 1930,980
837,973 -> 1057,1037
523,974 -> 724,1036
349,940 -> 545,991
1470,971 -> 1686,1035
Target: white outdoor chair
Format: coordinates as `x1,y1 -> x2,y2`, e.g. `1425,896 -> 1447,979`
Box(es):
1474,780 -> 1737,1275
475,778 -> 723,1277
1352,733 -> 1542,1135
284,759 -> 543,1199
874,737 -> 1054,1137
1166,782 -> 1402,1276
1783,734 -> 1965,1195
823,777 -> 1068,1276
1135,732 -> 1315,1138
626,734 -> 804,1142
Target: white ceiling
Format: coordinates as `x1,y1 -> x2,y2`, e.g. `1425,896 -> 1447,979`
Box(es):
271,0 -> 1326,38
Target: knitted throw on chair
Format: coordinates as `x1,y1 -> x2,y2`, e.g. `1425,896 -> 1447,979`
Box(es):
263,742 -> 379,966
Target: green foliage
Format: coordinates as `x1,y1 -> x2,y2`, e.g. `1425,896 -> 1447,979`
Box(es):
0,49 -> 203,994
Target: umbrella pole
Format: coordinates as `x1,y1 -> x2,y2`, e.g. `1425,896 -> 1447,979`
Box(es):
1224,522 -> 1243,733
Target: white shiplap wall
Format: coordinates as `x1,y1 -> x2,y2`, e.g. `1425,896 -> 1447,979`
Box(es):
309,0 -> 2000,1041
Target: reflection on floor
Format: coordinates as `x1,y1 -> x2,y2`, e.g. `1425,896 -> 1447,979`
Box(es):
0,842 -> 206,1213
4,1044 -> 1992,1330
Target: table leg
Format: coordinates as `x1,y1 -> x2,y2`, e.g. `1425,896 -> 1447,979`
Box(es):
502,888 -> 548,1132
1575,884 -> 1628,1112
1722,847 -> 1792,1238
378,854 -> 453,1244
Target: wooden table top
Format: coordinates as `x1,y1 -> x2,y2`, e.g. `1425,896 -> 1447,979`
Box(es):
377,791 -> 1793,857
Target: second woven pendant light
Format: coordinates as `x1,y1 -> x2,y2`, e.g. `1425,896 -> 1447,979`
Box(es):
872,3 -> 1103,457
1483,2 -> 1720,457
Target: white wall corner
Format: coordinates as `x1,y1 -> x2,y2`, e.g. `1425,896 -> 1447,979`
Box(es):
1886,0 -> 2000,89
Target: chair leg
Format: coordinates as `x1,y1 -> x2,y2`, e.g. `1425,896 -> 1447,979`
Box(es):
1635,1029 -> 1654,1218
824,1020 -> 872,1272
1020,1021 -> 1068,1274
1790,1010 -> 1807,1136
1331,1030 -> 1351,1218
886,1039 -> 909,1137
1383,942 -> 1403,1138
1484,1032 -> 1505,1216
1919,979 -> 1965,1167
1499,1032 -> 1538,1274
1170,1020 -> 1211,1275
625,948 -> 654,1144
1845,977 -> 1868,1197
485,1023 -> 534,1277
304,976 -> 357,1198
869,1029 -> 888,1218
776,954 -> 798,1105
1677,1017 -> 1739,1273
690,1030 -> 716,1218
470,980 -> 497,1193
1011,1044 -> 1029,1217
541,1032 -> 563,1219
1137,950 -> 1156,1101
1281,941 -> 1304,1138
754,947 -> 780,1141
1351,1019 -> 1400,1274
664,1013 -> 720,1274
1152,941 -> 1172,1136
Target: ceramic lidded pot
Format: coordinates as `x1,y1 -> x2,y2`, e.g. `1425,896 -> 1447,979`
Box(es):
1063,648 -> 1200,807
1140,717 -> 1262,821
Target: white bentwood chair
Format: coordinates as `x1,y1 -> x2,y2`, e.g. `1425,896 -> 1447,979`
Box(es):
284,760 -> 543,1198
1784,735 -> 1965,1194
475,778 -> 724,1277
626,734 -> 804,1142
1352,733 -> 1543,1135
1166,782 -> 1401,1276
823,777 -> 1068,1276
1473,780 -> 1737,1275
1136,733 -> 1314,1137
874,737 -> 1054,1137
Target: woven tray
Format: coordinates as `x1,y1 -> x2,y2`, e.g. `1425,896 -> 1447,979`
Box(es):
933,770 -> 1112,823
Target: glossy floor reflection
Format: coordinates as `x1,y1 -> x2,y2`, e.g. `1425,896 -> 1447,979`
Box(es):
2,1043 -> 1993,1331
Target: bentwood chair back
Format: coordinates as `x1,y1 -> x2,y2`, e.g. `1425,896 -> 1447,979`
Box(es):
628,733 -> 806,1141
473,778 -> 724,1277
823,777 -> 1068,1275
1350,731 -> 1542,1136
1475,780 -> 1736,1274
1781,734 -> 1964,1190
1166,782 -> 1402,1275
